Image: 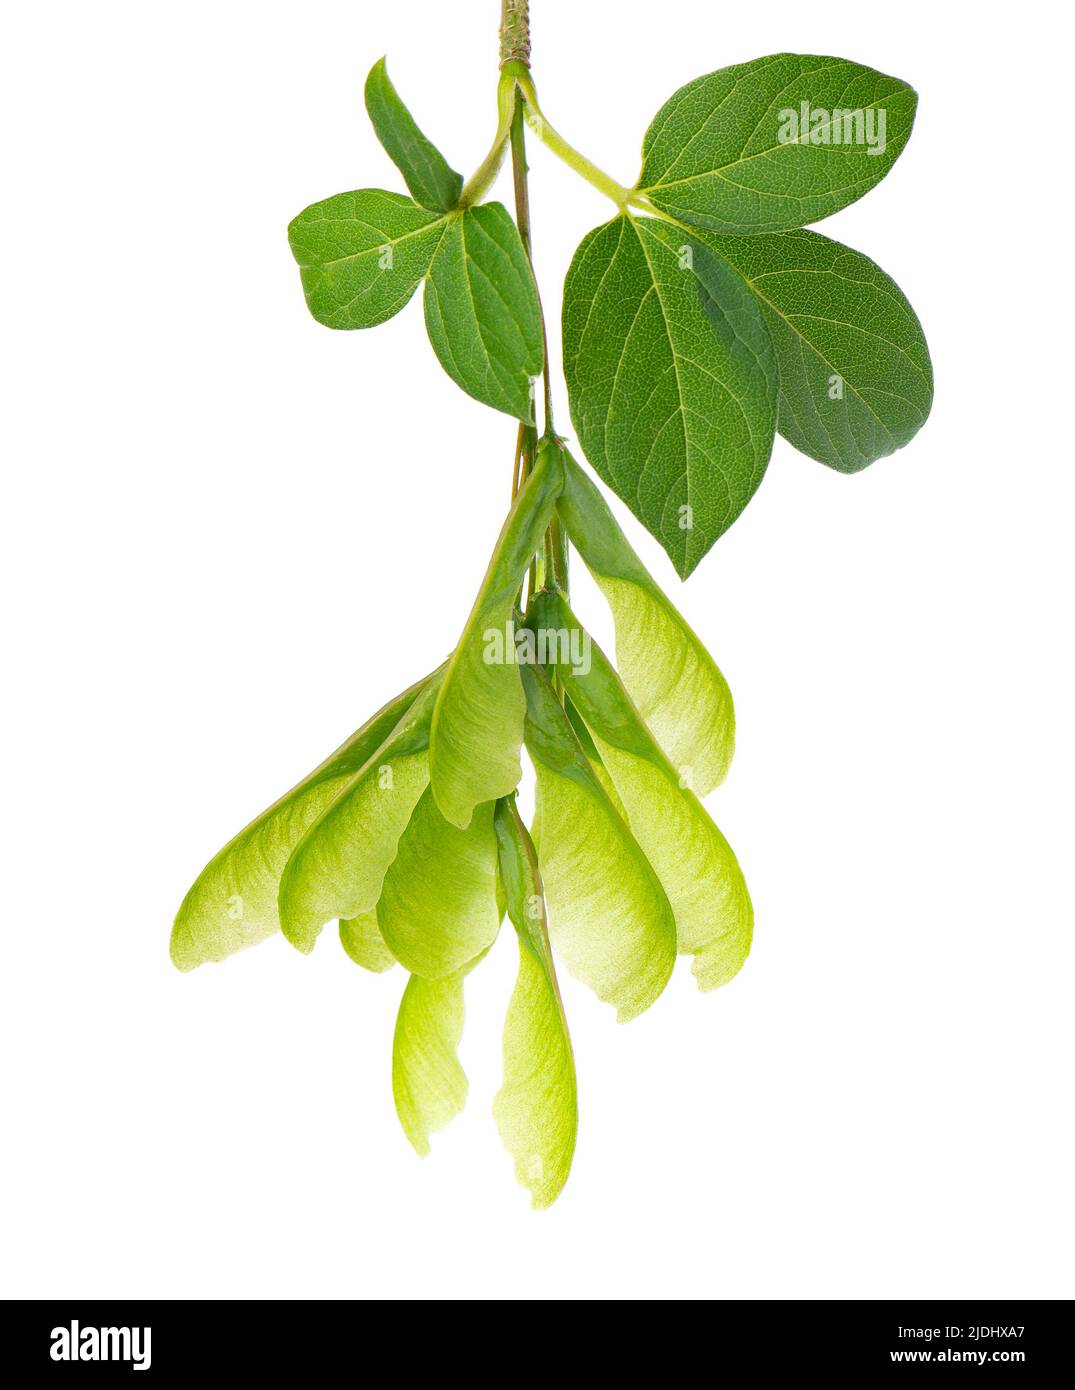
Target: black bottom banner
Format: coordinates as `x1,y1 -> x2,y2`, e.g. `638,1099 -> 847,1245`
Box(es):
3,1299 -> 1069,1376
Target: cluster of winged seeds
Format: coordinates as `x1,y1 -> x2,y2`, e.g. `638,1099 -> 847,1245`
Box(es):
172,436 -> 751,1208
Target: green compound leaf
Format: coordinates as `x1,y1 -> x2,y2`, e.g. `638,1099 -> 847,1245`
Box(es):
339,910 -> 396,973
557,445 -> 734,794
424,202 -> 544,422
522,661 -> 676,1021
493,798 -> 577,1209
638,54 -> 917,234
430,439 -> 563,829
562,215 -> 777,577
378,788 -> 501,978
170,675 -> 428,972
290,196 -> 540,420
392,970 -> 469,1155
277,679 -> 441,953
696,228 -> 933,472
288,189 -> 447,329
537,593 -> 753,991
364,57 -> 462,213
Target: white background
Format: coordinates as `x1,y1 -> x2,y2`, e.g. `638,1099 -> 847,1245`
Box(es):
2,0 -> 1072,1300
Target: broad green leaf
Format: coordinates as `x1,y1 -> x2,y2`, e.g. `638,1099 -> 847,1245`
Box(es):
170,676 -> 428,972
289,195 -> 540,420
364,57 -> 462,213
430,440 -> 563,828
339,911 -> 396,973
696,228 -> 933,472
424,202 -> 544,422
562,215 -> 777,576
558,446 -> 734,793
638,54 -> 917,233
522,662 -> 676,1021
278,680 -> 441,953
536,593 -> 752,991
493,798 -> 577,1209
288,189 -> 447,329
392,970 -> 468,1155
377,788 -> 500,978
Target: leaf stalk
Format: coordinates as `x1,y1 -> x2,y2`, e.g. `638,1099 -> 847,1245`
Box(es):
516,71 -> 632,211
459,68 -> 517,207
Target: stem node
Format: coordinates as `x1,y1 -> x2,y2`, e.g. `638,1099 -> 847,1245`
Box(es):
499,1 -> 531,69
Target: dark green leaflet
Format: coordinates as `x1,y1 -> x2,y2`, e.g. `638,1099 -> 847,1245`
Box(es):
288,190 -> 446,329
695,228 -> 933,472
424,202 -> 544,422
638,54 -> 917,234
562,214 -> 778,575
364,57 -> 463,213
170,674 -> 429,971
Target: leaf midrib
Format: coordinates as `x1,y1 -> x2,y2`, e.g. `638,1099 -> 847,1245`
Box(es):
316,214 -> 448,270
633,219 -> 768,514
641,91 -> 907,197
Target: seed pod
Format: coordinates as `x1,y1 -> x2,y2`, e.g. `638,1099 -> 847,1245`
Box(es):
170,672 -> 432,971
278,677 -> 443,953
378,788 -> 501,979
533,591 -> 753,991
392,970 -> 469,1156
521,659 -> 676,1021
430,439 -> 564,829
557,445 -> 735,795
339,910 -> 396,973
493,797 -> 577,1210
